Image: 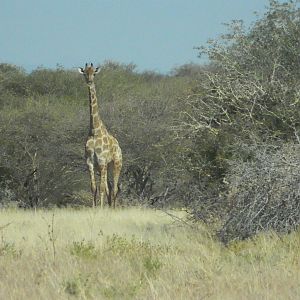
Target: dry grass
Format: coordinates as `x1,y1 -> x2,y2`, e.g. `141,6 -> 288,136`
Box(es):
0,207 -> 299,299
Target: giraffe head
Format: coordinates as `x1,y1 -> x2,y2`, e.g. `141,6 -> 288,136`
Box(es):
78,63 -> 100,85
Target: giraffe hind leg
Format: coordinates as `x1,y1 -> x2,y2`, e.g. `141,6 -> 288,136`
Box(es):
107,179 -> 112,207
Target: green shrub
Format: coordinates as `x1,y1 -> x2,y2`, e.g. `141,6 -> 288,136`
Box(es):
63,273 -> 91,297
0,241 -> 21,257
70,240 -> 99,259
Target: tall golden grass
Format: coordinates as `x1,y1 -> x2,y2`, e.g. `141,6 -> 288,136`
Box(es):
0,207 -> 299,299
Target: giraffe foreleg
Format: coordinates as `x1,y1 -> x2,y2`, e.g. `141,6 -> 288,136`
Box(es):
87,157 -> 97,208
98,164 -> 108,209
112,160 -> 122,209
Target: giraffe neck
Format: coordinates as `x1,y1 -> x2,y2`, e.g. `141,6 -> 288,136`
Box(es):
88,82 -> 105,136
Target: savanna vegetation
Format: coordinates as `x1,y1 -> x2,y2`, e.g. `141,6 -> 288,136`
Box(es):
1,208 -> 300,299
1,1 -> 300,298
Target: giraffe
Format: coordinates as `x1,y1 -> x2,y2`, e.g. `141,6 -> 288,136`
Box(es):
78,63 -> 122,208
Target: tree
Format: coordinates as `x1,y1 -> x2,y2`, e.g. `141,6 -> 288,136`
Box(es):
181,0 -> 300,239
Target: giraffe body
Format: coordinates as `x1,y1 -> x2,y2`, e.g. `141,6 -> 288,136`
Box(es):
79,63 -> 122,208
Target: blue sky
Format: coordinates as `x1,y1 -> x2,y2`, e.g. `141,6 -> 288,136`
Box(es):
1,0 -> 272,73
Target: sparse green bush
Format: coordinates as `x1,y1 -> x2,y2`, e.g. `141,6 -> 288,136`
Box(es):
104,233 -> 166,258
103,233 -> 164,291
64,279 -> 80,296
70,240 -> 99,259
63,273 -> 91,298
0,241 -> 20,257
143,255 -> 162,276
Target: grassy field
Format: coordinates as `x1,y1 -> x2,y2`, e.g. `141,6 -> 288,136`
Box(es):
0,208 -> 299,300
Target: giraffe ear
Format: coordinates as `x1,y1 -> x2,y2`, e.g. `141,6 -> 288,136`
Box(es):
78,68 -> 84,74
94,67 -> 101,74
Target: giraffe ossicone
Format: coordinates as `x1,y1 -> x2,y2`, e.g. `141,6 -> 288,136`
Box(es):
78,63 -> 122,208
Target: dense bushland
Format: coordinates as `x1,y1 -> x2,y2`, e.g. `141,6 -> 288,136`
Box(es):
1,0 -> 300,242
0,61 -> 193,208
